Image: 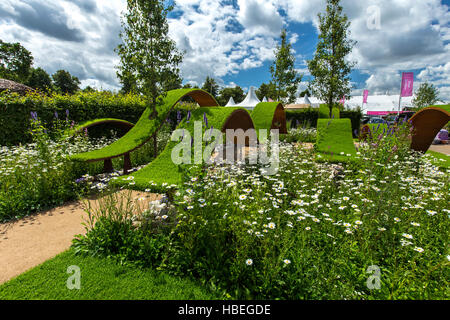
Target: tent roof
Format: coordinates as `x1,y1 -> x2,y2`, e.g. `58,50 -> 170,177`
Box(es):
225,96 -> 236,107
233,86 -> 261,108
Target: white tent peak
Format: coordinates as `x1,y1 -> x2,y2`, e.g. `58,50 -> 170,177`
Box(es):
225,96 -> 236,107
262,96 -> 268,102
232,86 -> 261,109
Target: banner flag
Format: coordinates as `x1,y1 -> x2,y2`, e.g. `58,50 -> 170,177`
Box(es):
363,90 -> 369,103
400,72 -> 414,97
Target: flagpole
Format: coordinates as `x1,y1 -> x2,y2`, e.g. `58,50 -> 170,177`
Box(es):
398,72 -> 402,116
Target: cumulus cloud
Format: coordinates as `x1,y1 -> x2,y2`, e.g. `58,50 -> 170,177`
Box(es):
0,0 -> 448,100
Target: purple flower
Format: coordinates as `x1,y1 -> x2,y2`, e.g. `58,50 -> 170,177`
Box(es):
187,110 -> 191,123
65,109 -> 69,118
392,145 -> 398,152
30,111 -> 38,120
54,111 -> 58,119
203,112 -> 208,127
75,177 -> 85,184
177,110 -> 182,123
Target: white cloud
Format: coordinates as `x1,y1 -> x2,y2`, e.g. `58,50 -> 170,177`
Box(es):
0,0 -> 448,101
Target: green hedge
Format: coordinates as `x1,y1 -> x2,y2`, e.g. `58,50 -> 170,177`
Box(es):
318,104 -> 340,119
0,91 -> 200,146
286,107 -> 361,137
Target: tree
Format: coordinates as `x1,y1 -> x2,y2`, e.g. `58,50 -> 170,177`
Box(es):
0,40 -> 33,83
52,70 -> 80,94
270,29 -> 302,103
217,86 -> 245,106
202,76 -> 219,98
26,67 -> 52,92
256,82 -> 277,101
307,0 -> 356,117
412,82 -> 439,109
299,89 -> 310,97
116,0 -> 183,157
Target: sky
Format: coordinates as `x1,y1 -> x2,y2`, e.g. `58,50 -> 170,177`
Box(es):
0,0 -> 449,101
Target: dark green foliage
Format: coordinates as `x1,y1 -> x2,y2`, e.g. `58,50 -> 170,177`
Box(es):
412,82 -> 440,109
255,82 -> 277,101
52,70 -> 80,94
0,91 -> 147,145
307,0 -> 356,115
270,29 -> 302,103
318,104 -> 340,119
286,109 -> 319,128
202,76 -> 219,99
217,86 -> 245,106
0,39 -> 33,83
26,67 -> 53,92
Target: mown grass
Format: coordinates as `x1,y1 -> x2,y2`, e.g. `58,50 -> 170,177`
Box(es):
0,249 -> 221,300
425,150 -> 450,169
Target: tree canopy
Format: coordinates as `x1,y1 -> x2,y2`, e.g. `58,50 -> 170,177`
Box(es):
0,39 -> 33,83
52,70 -> 80,94
270,29 -> 302,103
307,0 -> 356,116
412,82 -> 440,109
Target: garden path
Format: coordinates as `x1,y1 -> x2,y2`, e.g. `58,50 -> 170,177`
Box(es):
428,144 -> 450,155
0,190 -> 162,284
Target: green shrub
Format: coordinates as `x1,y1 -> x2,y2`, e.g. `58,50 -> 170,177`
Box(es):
318,104 -> 340,119
0,91 -> 199,146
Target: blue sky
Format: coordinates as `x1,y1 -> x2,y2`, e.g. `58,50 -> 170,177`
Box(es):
0,0 -> 449,101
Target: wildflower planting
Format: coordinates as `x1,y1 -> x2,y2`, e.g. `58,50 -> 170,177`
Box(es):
73,120 -> 449,299
0,113 -> 171,222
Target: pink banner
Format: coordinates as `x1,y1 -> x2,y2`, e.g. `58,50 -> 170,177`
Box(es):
401,72 -> 414,97
339,96 -> 345,106
363,90 -> 369,103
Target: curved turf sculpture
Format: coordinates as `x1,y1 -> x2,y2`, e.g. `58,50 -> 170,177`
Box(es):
70,89 -> 218,173
112,107 -> 255,191
65,118 -> 134,138
315,118 -> 357,163
409,105 -> 450,153
251,102 -> 287,135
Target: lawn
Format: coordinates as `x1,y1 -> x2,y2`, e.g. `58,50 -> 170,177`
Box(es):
0,249 -> 221,300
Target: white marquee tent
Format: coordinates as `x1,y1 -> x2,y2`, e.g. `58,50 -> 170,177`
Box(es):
228,86 -> 261,110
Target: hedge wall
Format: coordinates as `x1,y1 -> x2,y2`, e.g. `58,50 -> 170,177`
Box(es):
0,91 -> 197,146
286,107 -> 362,137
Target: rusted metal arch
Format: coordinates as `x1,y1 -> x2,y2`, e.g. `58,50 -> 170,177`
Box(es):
409,107 -> 450,153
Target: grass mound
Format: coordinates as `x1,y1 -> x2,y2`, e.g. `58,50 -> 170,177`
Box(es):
64,118 -> 134,138
251,102 -> 281,131
111,107 -> 253,191
315,118 -> 357,162
70,89 -> 217,162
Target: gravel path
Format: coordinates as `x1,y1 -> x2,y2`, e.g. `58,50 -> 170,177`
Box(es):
0,191 -> 161,285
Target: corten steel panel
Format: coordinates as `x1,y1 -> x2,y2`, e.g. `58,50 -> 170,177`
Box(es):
272,103 -> 288,134
222,109 -> 256,147
409,107 -> 450,153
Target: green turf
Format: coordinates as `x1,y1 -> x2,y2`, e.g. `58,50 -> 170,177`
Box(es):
70,89 -> 218,162
0,249 -> 221,300
64,118 -> 134,137
111,107 -> 252,191
251,102 -> 281,132
425,150 -> 450,169
315,118 -> 357,163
